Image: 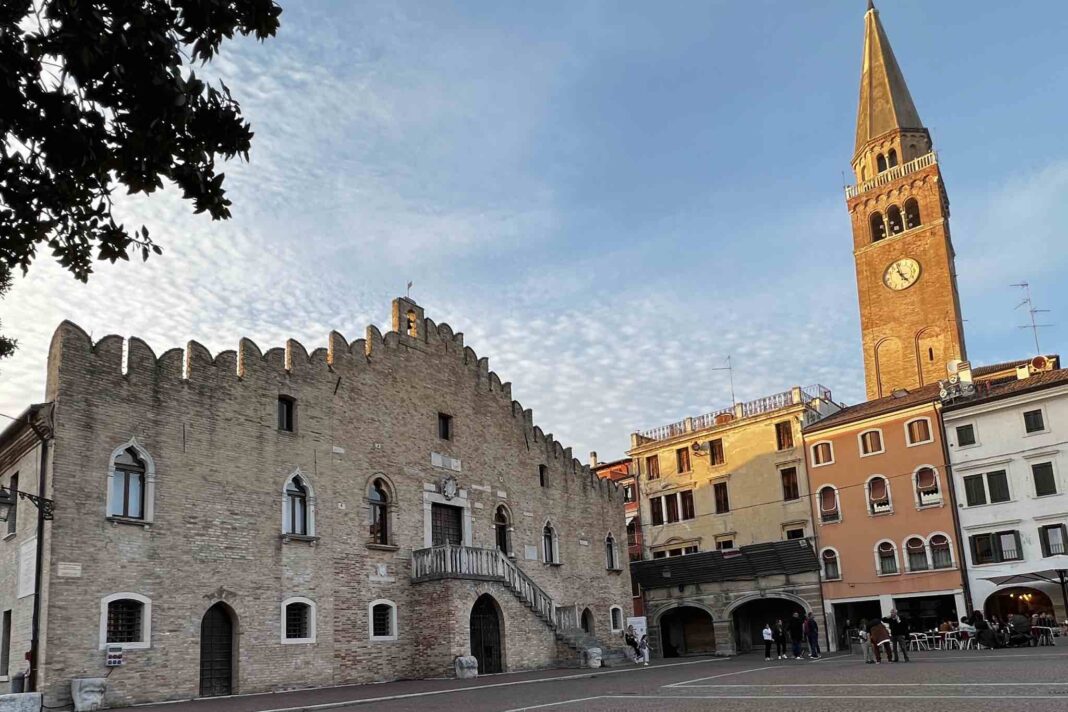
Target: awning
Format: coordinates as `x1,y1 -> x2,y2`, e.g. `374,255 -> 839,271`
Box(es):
979,556 -> 1068,587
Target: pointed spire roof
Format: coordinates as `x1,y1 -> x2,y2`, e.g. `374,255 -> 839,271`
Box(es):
854,2 -> 923,155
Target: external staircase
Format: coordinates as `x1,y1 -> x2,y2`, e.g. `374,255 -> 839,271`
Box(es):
411,544 -> 632,667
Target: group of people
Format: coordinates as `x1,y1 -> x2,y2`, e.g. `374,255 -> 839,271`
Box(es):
946,610 -> 1061,648
622,626 -> 650,665
854,609 -> 912,663
761,611 -> 822,661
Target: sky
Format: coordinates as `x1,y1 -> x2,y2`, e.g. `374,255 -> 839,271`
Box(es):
2,0 -> 1066,461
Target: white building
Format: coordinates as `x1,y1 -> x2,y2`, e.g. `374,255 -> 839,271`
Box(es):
943,357 -> 1068,623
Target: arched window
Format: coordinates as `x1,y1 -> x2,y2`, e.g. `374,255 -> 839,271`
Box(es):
109,447 -> 146,519
605,534 -> 618,570
915,466 -> 942,506
626,518 -> 638,547
876,541 -> 899,575
867,476 -> 892,514
368,599 -> 397,641
887,148 -> 898,167
811,441 -> 834,466
906,536 -> 929,571
886,205 -> 904,235
368,478 -> 391,546
876,153 -> 887,173
906,418 -> 932,445
930,534 -> 953,569
406,310 -> 418,337
284,474 -> 309,536
282,597 -> 316,643
610,606 -> 624,632
904,198 -> 921,229
818,486 -> 840,523
869,212 -> 886,242
821,549 -> 841,580
859,429 -> 884,456
494,505 -> 511,556
543,522 -> 559,564
99,593 -> 151,650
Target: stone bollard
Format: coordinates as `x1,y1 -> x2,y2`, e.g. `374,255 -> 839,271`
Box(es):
71,678 -> 107,712
454,655 -> 479,680
583,647 -> 602,669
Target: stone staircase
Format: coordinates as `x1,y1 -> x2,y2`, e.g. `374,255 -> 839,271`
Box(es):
412,544 -> 632,667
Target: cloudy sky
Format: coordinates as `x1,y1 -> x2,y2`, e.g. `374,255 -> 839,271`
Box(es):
2,0 -> 1066,460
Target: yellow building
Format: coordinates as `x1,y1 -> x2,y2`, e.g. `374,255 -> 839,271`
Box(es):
629,386 -> 840,558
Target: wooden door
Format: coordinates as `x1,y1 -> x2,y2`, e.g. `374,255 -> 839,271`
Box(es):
470,595 -> 502,674
200,604 -> 234,696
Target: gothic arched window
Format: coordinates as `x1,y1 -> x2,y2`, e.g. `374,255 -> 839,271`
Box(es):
494,505 -> 511,555
368,478 -> 391,546
876,153 -> 888,173
109,448 -> 146,520
887,148 -> 899,167
869,212 -> 886,242
284,475 -> 309,536
904,198 -> 922,229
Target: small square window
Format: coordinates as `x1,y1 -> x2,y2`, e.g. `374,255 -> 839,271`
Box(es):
1024,409 -> 1045,434
277,396 -> 295,432
715,538 -> 734,551
437,412 -> 453,440
956,424 -> 976,446
785,527 -> 805,540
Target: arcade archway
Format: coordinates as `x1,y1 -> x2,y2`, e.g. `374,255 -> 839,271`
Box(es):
658,606 -> 715,658
730,597 -> 806,653
984,587 -> 1054,621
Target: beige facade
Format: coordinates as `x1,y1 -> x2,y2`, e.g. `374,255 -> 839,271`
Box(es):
628,387 -> 839,557
0,298 -> 631,707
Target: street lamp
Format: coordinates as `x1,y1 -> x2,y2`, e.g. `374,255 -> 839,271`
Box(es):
0,486 -> 54,522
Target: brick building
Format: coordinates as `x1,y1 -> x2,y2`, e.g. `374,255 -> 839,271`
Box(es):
0,298 -> 631,706
591,455 -> 643,616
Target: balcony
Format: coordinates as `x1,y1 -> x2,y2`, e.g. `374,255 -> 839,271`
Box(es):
845,152 -> 937,199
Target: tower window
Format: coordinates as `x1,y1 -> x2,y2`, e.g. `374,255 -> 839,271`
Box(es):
886,205 -> 903,235
406,310 -> 418,337
887,148 -> 898,167
437,412 -> 453,440
277,396 -> 296,432
876,153 -> 887,173
928,347 -> 934,361
869,212 -> 886,242
904,198 -> 922,228
539,464 -> 548,488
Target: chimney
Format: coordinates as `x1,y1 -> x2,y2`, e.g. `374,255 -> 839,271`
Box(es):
589,451 -> 598,467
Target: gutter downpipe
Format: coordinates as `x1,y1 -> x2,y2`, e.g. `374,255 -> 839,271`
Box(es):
26,409 -> 52,693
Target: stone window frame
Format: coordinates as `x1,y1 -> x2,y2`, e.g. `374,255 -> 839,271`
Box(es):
816,484 -> 841,524
820,547 -> 842,581
901,533 -> 931,573
280,597 -> 316,644
912,464 -> 943,508
810,441 -> 834,468
493,503 -> 515,557
865,474 -> 893,516
368,599 -> 398,641
281,468 -> 317,541
609,606 -> 624,633
542,520 -> 561,565
873,539 -> 900,577
99,592 -> 151,650
368,473 -> 399,549
604,532 -> 621,571
904,417 -> 933,447
422,483 -> 472,549
105,438 -> 156,525
857,428 -> 885,458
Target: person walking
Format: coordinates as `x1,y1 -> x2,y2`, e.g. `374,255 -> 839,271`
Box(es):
773,619 -> 787,659
762,622 -> 774,661
882,609 -> 910,662
788,611 -> 804,659
858,618 -> 875,664
624,625 -> 640,663
868,618 -> 892,664
806,612 -> 822,659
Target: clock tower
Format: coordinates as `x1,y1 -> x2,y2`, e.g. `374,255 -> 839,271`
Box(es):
847,1 -> 966,400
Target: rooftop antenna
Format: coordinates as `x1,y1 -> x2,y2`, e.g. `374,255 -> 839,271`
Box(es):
709,355 -> 736,408
406,280 -> 413,299
1012,282 -> 1052,354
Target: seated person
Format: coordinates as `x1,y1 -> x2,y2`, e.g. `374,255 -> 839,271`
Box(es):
937,619 -> 954,633
958,616 -> 976,634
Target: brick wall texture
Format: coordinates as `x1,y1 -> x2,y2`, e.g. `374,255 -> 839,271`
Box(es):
8,299 -> 631,706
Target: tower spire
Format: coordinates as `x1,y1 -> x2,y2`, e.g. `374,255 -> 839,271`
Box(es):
855,2 -> 923,155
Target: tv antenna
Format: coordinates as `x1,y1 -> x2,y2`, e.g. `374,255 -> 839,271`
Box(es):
709,355 -> 736,407
1012,282 -> 1052,354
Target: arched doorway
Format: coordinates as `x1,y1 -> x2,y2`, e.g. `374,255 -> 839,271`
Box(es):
658,606 -> 715,658
470,594 -> 503,674
731,597 -> 805,653
200,603 -> 236,697
580,608 -> 594,635
984,587 -> 1055,622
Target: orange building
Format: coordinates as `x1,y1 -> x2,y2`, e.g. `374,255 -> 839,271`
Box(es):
803,387 -> 965,650
592,454 -> 644,616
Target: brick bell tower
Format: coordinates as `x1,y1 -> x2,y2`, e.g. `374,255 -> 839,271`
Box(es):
847,1 -> 966,400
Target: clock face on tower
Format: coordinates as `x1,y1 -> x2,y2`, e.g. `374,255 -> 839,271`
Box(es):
883,257 -> 921,291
